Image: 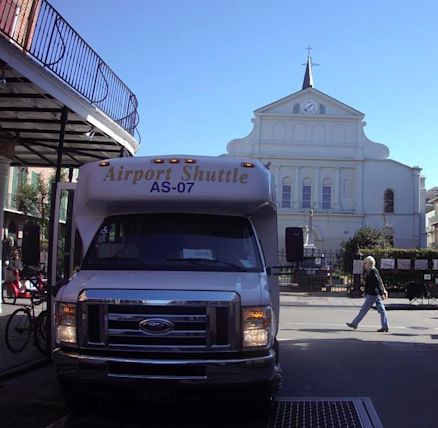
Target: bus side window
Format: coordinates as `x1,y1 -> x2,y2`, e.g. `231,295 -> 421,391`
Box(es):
74,231 -> 83,272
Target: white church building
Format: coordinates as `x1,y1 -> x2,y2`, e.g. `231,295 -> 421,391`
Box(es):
227,56 -> 426,254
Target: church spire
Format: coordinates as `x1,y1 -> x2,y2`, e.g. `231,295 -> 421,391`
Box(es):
302,45 -> 318,90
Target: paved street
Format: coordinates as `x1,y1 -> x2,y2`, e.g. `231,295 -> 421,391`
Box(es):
0,299 -> 47,380
1,293 -> 438,427
278,293 -> 438,428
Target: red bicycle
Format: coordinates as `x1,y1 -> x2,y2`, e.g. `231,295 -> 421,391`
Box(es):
2,266 -> 46,305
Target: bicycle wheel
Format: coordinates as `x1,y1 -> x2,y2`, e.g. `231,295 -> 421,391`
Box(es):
2,281 -> 17,305
35,310 -> 49,356
5,308 -> 32,353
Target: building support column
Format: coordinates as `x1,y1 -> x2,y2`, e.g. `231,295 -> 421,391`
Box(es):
334,167 -> 341,209
293,167 -> 300,208
355,164 -> 363,215
313,167 -> 320,209
46,105 -> 68,355
0,133 -> 17,311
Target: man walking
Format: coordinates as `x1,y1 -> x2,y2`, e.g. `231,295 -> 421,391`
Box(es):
347,255 -> 389,332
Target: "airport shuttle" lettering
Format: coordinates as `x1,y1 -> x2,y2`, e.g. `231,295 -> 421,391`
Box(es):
103,165 -> 249,185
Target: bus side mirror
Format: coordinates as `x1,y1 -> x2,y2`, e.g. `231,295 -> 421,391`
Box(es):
285,227 -> 304,262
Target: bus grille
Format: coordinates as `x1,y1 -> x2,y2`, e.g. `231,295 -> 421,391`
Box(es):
79,289 -> 240,353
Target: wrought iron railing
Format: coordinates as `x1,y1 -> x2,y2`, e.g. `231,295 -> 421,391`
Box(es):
428,213 -> 438,226
0,0 -> 139,138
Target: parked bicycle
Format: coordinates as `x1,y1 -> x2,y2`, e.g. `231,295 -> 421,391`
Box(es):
2,264 -> 47,305
4,292 -> 48,356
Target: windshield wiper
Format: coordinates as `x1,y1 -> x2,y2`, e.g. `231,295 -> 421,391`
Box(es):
82,258 -> 161,270
166,258 -> 248,271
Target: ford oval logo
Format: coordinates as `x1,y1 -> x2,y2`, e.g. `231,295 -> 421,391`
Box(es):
139,318 -> 174,335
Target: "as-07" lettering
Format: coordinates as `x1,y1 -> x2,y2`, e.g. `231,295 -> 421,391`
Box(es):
150,181 -> 195,193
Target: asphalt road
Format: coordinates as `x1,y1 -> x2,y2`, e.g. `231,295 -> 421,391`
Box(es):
278,297 -> 438,428
1,296 -> 437,427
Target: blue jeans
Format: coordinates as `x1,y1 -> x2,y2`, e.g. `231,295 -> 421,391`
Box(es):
351,294 -> 389,329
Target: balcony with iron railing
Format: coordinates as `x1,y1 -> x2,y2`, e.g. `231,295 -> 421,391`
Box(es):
428,214 -> 438,226
0,0 -> 139,139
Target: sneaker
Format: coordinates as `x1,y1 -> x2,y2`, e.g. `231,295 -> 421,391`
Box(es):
346,322 -> 357,330
377,328 -> 389,332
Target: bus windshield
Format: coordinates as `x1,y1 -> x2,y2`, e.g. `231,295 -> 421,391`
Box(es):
82,213 -> 263,272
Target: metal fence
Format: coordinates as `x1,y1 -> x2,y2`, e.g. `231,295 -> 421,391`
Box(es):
0,0 -> 139,138
275,249 -> 352,294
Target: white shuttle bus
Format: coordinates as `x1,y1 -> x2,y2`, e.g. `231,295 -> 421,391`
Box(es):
53,155 -> 282,409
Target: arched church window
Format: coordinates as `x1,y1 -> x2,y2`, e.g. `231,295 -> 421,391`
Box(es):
302,178 -> 312,209
322,178 -> 332,209
384,189 -> 394,213
282,177 -> 292,208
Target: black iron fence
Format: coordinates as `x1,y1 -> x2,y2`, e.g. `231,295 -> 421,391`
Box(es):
0,0 -> 139,137
275,250 -> 352,293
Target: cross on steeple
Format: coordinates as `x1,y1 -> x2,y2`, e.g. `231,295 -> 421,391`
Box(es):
306,45 -> 312,58
302,45 -> 319,89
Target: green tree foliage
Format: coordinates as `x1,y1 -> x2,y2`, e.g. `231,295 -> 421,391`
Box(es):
14,182 -> 39,218
339,226 -> 392,273
13,169 -> 67,241
360,248 -> 438,291
36,174 -> 50,240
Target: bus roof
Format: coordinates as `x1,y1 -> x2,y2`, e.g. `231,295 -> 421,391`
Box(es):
76,155 -> 276,216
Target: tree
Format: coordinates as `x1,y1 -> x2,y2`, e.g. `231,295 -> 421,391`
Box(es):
339,226 -> 392,273
13,169 -> 67,241
14,182 -> 39,218
36,173 -> 50,240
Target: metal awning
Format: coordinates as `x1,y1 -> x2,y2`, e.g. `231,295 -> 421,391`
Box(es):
0,65 -> 136,167
0,0 -> 140,167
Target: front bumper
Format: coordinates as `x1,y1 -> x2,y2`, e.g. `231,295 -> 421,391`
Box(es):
54,348 -> 277,387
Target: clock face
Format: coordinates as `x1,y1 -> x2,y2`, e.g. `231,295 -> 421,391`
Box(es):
302,99 -> 319,114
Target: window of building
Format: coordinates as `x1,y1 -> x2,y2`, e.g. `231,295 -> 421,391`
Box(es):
293,103 -> 299,114
384,189 -> 394,213
302,178 -> 311,209
319,104 -> 326,114
11,167 -> 19,195
322,179 -> 332,209
31,171 -> 39,186
282,178 -> 292,208
18,167 -> 28,187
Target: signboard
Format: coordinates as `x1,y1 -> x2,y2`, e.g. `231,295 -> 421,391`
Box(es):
380,258 -> 395,270
397,259 -> 411,270
414,259 -> 428,270
353,260 -> 363,275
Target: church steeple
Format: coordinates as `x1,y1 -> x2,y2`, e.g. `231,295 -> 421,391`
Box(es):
302,46 -> 318,90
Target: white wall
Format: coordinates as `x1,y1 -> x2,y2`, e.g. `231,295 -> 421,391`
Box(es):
227,87 -> 426,253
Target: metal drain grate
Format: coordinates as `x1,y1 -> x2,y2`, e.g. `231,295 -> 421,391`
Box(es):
268,397 -> 383,428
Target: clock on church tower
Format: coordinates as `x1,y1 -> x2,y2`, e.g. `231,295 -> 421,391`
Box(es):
301,99 -> 319,115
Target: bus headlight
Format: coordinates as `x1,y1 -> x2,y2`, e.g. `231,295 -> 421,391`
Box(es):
242,306 -> 273,348
56,303 -> 77,344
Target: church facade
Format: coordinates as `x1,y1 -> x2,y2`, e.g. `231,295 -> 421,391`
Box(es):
226,57 -> 426,256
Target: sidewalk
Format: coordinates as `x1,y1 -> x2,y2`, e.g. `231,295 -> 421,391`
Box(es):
280,290 -> 438,309
0,292 -> 435,382
0,300 -> 49,382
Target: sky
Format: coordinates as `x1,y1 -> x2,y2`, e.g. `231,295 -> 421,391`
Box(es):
50,0 -> 438,188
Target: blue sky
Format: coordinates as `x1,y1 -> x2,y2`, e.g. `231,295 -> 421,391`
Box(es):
50,0 -> 438,189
